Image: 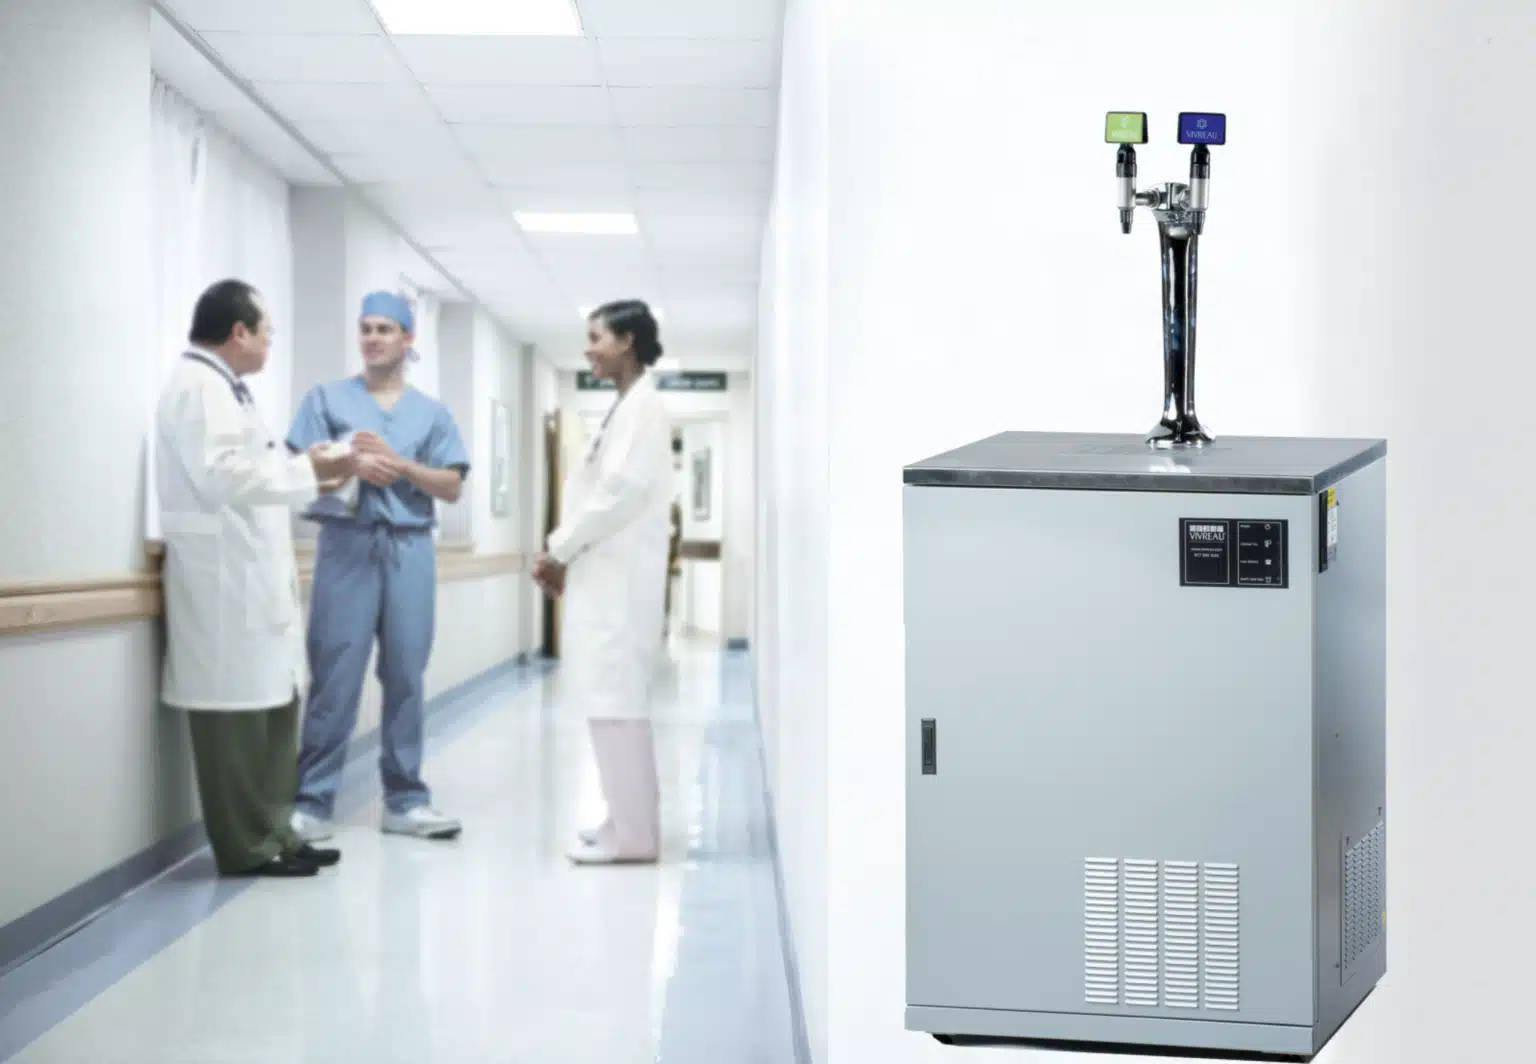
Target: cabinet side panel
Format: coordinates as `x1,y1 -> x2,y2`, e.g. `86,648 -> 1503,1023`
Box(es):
1314,457 -> 1388,1039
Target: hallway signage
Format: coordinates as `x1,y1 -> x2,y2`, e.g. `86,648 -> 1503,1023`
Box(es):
578,371 -> 728,392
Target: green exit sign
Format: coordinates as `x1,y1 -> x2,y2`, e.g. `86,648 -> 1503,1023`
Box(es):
1105,111 -> 1148,144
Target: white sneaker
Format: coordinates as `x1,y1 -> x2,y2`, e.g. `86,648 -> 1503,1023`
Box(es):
566,838 -> 658,865
290,810 -> 333,843
382,806 -> 461,840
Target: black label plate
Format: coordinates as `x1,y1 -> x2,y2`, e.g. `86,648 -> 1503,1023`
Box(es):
1181,518 -> 1288,589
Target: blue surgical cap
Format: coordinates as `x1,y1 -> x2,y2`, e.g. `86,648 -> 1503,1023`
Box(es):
360,291 -> 415,334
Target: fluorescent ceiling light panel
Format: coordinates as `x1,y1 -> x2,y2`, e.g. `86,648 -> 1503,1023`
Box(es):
373,0 -> 582,36
518,212 -> 638,235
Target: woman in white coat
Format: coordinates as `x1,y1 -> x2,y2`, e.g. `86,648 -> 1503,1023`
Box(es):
534,301 -> 674,865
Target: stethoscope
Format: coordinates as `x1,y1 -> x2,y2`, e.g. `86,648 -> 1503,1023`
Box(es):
183,351 -> 275,449
584,372 -> 645,464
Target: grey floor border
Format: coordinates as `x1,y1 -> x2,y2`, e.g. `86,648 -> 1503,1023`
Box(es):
744,651 -> 814,1064
0,651 -> 538,984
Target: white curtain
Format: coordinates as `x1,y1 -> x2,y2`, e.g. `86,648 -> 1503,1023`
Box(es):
146,77 -> 295,540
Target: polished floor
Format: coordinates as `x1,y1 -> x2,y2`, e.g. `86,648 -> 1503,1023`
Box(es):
0,644 -> 799,1064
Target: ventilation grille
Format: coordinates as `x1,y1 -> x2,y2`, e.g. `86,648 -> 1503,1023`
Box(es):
1342,821 -> 1385,982
1202,864 -> 1241,1010
1162,861 -> 1200,1009
1084,859 -> 1120,1005
1083,858 -> 1241,1012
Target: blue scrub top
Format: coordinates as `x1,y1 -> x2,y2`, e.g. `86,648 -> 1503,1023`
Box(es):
287,378 -> 470,530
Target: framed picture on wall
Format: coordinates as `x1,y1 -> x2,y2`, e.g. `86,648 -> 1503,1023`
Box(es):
692,447 -> 712,522
491,398 -> 513,517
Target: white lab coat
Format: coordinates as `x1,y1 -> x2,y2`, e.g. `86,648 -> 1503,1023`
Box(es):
549,370 -> 674,721
155,350 -> 319,711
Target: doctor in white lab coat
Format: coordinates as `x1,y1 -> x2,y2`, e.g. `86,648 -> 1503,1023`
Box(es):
534,300 -> 674,865
156,279 -> 355,878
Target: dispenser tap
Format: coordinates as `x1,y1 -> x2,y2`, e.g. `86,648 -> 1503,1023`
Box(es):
1105,112 -> 1148,234
1105,111 -> 1226,448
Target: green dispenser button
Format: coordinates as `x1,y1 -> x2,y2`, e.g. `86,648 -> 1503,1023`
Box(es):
1105,112 -> 1148,144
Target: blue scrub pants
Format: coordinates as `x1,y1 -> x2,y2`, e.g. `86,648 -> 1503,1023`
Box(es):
296,522 -> 436,818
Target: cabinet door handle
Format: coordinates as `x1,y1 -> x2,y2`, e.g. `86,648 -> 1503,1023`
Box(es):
921,719 -> 937,775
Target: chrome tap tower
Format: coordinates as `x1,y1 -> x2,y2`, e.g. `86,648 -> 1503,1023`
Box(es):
1110,111 -> 1225,448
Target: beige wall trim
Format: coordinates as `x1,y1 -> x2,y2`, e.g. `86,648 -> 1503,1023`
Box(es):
0,546 -> 521,638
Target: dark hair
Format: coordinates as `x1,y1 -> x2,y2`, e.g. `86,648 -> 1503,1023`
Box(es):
591,300 -> 664,367
189,279 -> 264,347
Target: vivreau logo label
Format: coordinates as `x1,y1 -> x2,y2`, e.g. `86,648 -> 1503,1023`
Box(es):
1187,523 -> 1227,542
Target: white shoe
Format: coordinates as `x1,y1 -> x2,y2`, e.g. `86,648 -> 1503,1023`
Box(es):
566,834 -> 659,866
290,810 -> 333,843
577,818 -> 610,847
382,806 -> 461,840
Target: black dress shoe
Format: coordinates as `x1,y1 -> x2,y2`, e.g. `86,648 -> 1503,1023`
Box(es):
239,854 -> 319,877
294,843 -> 341,867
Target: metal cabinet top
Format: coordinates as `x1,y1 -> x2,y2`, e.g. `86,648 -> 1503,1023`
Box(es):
903,432 -> 1387,495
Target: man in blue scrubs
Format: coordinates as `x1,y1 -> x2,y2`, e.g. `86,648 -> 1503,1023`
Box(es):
287,292 -> 470,842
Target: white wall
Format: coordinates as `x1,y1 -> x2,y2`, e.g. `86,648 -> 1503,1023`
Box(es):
756,0 -> 829,1060
0,0 -> 152,583
0,0 -> 166,929
556,371 -> 754,643
800,3 -> 1536,1064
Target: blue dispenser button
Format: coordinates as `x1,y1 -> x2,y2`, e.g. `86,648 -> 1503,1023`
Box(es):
1178,112 -> 1226,145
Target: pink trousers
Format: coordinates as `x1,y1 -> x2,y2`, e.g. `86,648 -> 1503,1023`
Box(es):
588,719 -> 661,859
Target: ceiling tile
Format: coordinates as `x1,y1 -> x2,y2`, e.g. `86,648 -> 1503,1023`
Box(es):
632,162 -> 771,193
440,262 -> 553,294
357,183 -> 521,248
160,0 -> 383,34
636,186 -> 769,216
622,125 -> 775,163
426,85 -> 612,125
482,161 -> 632,193
199,33 -> 409,84
660,266 -> 761,297
653,240 -> 762,269
329,151 -> 482,184
456,123 -> 627,163
575,0 -> 783,40
291,119 -> 462,156
597,38 -> 777,88
611,87 -> 775,127
642,212 -> 766,244
254,81 -> 439,123
530,240 -> 654,274
661,294 -> 758,330
395,36 -> 603,86
204,103 -> 341,186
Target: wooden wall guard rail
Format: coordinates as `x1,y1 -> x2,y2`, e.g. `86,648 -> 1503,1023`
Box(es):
0,541 -> 523,638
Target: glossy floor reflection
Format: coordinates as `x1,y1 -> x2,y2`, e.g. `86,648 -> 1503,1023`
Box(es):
0,644 -> 798,1064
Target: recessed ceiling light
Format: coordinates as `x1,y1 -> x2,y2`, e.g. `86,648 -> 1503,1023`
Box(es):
518,212 -> 639,235
373,0 -> 582,36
